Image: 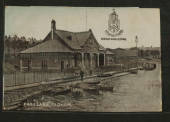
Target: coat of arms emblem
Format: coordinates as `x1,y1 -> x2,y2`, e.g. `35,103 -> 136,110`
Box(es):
105,9 -> 123,37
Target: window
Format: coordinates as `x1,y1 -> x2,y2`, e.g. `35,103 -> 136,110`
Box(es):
42,60 -> 48,69
67,35 -> 72,40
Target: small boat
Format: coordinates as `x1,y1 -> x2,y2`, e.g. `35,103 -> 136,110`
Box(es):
86,81 -> 100,85
99,86 -> 113,91
44,87 -> 71,95
130,69 -> 138,74
97,73 -> 112,77
144,63 -> 156,71
71,88 -> 83,97
83,86 -> 99,94
83,87 -> 98,92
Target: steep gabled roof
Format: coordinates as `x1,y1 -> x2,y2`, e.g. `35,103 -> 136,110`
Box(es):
55,30 -> 82,49
55,29 -> 96,49
20,29 -> 103,54
75,31 -> 91,46
20,39 -> 73,53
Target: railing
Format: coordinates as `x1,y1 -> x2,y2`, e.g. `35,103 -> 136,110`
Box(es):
3,63 -> 142,88
3,71 -> 73,87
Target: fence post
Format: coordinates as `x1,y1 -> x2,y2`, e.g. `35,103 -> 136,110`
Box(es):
46,72 -> 47,82
41,72 -> 43,82
23,72 -> 25,85
47,73 -> 48,81
14,72 -> 16,86
33,72 -> 35,83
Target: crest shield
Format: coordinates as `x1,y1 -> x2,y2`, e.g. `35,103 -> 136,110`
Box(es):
105,9 -> 123,37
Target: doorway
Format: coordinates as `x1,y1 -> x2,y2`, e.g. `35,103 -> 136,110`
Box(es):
99,54 -> 104,66
74,54 -> 78,67
61,61 -> 64,72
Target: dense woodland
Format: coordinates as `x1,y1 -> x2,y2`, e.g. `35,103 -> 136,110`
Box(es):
4,35 -> 42,56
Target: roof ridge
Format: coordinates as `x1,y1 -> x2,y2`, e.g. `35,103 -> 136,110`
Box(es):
56,29 -> 90,34
74,30 -> 90,34
55,29 -> 74,33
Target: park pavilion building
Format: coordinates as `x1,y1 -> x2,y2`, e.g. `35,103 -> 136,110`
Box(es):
19,20 -> 114,72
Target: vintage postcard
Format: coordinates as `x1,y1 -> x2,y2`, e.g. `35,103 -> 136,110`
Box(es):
3,7 -> 161,112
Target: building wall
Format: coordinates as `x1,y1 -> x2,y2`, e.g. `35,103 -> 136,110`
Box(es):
105,54 -> 116,66
28,53 -> 100,71
21,53 -> 75,72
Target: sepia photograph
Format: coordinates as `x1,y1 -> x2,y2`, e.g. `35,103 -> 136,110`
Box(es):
3,7 -> 161,112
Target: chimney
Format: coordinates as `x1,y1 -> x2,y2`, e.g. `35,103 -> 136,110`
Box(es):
51,19 -> 56,40
89,28 -> 92,32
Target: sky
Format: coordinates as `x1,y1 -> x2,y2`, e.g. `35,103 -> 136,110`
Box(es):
5,6 -> 160,49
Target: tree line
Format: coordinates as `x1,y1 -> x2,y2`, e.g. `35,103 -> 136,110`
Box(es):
4,35 -> 42,56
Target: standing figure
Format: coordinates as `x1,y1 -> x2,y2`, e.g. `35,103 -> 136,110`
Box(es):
80,70 -> 84,81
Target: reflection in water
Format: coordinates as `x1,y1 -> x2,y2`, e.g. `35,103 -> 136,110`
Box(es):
22,63 -> 161,112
